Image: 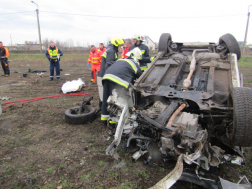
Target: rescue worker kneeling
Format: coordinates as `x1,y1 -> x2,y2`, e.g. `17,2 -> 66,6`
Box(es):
101,47 -> 143,128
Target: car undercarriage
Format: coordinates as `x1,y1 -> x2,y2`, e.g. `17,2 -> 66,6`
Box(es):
105,33 -> 252,189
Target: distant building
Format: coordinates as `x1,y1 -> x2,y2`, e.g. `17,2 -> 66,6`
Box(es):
141,36 -> 156,51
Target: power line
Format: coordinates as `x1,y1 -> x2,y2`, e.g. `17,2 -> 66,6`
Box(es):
0,10 -> 246,19
40,11 -> 246,19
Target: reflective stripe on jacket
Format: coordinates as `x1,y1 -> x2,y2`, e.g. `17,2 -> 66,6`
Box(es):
47,47 -> 58,59
102,58 -> 142,89
88,48 -> 101,64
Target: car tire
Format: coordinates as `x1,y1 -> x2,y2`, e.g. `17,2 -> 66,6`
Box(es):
65,106 -> 96,124
219,33 -> 241,60
158,33 -> 172,53
231,87 -> 252,147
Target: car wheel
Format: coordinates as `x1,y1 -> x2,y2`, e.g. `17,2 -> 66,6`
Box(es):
230,87 -> 252,146
65,106 -> 96,124
219,33 -> 241,60
158,33 -> 172,53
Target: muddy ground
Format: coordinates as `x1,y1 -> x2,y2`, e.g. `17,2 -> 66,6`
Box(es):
0,54 -> 252,189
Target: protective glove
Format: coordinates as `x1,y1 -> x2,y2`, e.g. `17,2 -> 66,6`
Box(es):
87,63 -> 90,67
151,57 -> 154,61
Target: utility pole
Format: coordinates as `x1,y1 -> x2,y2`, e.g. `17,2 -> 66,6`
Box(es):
243,5 -> 252,55
10,34 -> 12,47
31,1 -> 42,53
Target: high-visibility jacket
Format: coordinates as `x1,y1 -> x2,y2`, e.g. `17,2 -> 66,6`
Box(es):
98,48 -> 106,56
47,47 -> 58,59
45,46 -> 63,61
97,47 -> 106,62
102,58 -> 142,89
88,48 -> 101,64
0,46 -> 9,57
121,46 -> 131,59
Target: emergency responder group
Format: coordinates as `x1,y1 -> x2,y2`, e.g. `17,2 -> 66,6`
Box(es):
88,34 -> 154,130
1,35 -> 153,131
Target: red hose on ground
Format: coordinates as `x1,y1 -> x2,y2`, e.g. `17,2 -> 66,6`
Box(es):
1,90 -> 99,111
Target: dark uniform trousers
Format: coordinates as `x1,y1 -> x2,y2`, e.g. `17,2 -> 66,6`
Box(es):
101,80 -> 122,119
50,60 -> 60,79
1,58 -> 10,75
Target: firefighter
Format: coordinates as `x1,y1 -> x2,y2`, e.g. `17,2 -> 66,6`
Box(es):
101,47 -> 143,126
45,42 -> 63,81
130,34 -> 154,71
97,37 -> 124,114
0,41 -> 10,76
87,45 -> 101,84
121,39 -> 132,59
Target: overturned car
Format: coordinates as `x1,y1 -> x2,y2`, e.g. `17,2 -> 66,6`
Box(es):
105,33 -> 252,188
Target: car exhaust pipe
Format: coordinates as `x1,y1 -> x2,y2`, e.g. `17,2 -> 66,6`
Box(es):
183,49 -> 210,89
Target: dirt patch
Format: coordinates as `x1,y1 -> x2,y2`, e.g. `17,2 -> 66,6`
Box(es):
0,55 -> 252,189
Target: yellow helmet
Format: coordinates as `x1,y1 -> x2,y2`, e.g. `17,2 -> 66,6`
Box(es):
111,37 -> 124,47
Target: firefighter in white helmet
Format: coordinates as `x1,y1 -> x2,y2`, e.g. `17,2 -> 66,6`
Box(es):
130,34 -> 154,71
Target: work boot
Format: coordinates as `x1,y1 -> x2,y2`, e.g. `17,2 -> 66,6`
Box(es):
5,75 -> 9,77
102,120 -> 107,127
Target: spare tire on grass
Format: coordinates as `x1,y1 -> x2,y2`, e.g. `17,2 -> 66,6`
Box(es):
65,106 -> 96,124
230,87 -> 252,146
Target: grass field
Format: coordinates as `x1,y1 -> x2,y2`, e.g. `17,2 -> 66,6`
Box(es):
0,54 -> 251,189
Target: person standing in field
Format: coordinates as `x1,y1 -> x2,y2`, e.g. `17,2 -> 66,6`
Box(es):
121,39 -> 132,59
0,41 -> 10,76
87,45 -> 101,84
97,43 -> 106,58
45,41 -> 63,81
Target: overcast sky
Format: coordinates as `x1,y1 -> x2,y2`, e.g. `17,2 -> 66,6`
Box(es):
0,0 -> 252,47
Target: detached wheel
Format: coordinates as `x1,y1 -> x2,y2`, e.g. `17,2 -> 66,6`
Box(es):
158,33 -> 172,53
219,33 -> 241,60
230,87 -> 252,146
65,106 -> 96,124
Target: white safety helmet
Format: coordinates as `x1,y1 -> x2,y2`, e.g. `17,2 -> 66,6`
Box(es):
126,47 -> 142,61
132,34 -> 144,42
